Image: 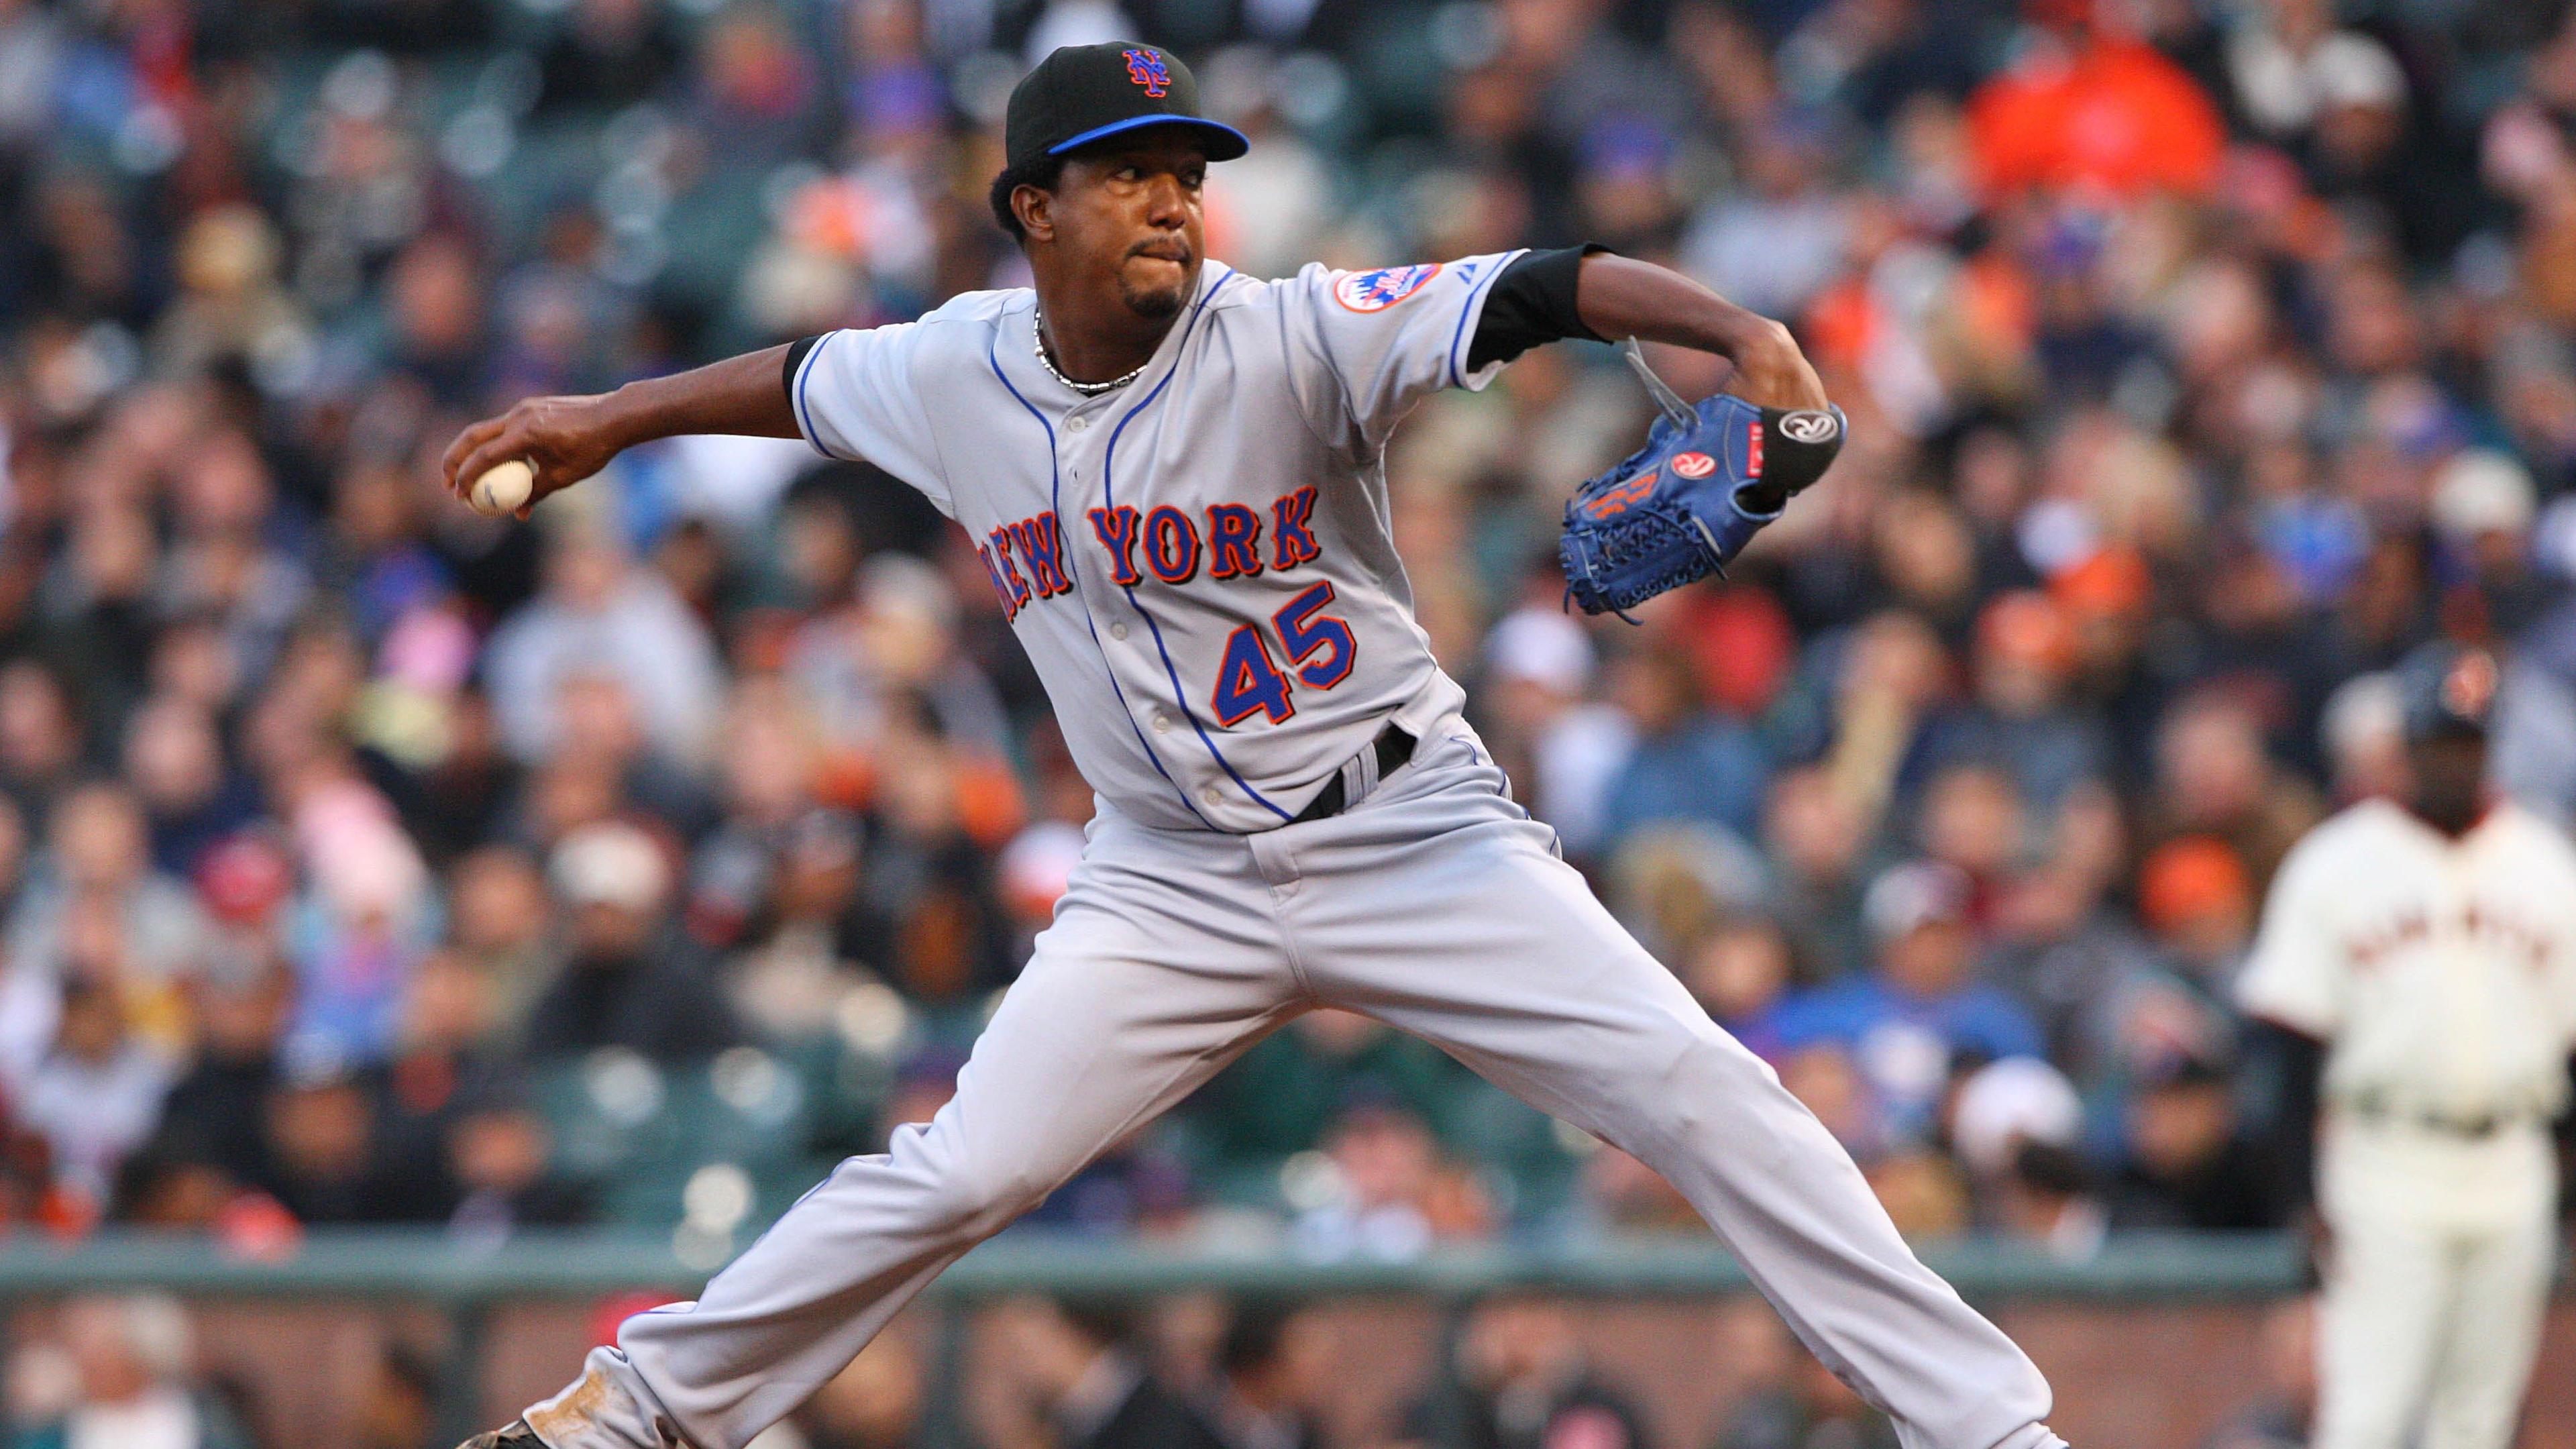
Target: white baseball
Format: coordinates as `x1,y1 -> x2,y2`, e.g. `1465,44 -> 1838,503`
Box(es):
466,458 -> 537,517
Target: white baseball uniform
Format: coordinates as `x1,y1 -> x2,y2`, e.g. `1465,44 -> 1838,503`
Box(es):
520,258 -> 2062,1449
2239,798 -> 2576,1449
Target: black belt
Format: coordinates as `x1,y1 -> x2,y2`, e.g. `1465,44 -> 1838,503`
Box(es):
1291,724 -> 1416,824
2342,1095 -> 2536,1140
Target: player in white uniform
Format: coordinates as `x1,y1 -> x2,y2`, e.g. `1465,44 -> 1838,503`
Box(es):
444,43 -> 2063,1449
2237,643 -> 2576,1449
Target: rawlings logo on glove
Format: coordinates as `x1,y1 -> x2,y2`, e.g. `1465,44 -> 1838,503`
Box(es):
1559,341 -> 1845,619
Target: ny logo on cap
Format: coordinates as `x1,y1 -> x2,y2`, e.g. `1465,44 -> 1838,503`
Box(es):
1124,48 -> 1171,97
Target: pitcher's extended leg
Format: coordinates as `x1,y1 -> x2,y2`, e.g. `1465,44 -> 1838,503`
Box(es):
1283,737 -> 2060,1449
528,826 -> 1296,1449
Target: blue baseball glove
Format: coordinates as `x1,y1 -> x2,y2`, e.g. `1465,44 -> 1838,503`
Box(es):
1560,341 -> 1845,619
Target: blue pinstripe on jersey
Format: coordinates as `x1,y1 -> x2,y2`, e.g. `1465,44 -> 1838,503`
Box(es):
987,326 -> 1216,830
1102,266 -> 1295,824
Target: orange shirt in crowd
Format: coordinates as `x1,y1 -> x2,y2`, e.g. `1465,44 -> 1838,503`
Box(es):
1968,36 -> 2225,201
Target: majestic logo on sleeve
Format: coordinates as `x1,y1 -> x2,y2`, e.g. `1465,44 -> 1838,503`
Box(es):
1334,264 -> 1442,313
1123,48 -> 1172,97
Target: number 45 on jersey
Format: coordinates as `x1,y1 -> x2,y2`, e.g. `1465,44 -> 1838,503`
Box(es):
1211,582 -> 1356,726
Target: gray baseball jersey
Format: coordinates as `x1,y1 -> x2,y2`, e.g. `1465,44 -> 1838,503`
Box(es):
788,256 -> 1506,830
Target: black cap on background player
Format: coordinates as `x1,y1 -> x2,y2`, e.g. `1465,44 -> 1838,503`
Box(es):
1003,43 -> 1249,172
2396,640 -> 2500,835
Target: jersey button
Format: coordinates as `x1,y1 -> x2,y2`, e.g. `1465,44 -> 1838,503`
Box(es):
1110,623 -> 1128,641
1066,416 -> 1089,433
1152,714 -> 1171,733
1201,787 -> 1223,807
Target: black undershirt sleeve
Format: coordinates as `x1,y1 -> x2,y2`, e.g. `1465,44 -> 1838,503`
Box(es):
2557,1055 -> 2576,1224
1464,244 -> 1609,372
2246,1017 -> 2324,1218
782,334 -> 822,412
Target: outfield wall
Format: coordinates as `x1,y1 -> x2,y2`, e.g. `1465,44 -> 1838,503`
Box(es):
2,1233 -> 2566,1448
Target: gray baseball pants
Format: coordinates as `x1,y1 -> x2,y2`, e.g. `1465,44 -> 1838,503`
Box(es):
525,721 -> 2060,1449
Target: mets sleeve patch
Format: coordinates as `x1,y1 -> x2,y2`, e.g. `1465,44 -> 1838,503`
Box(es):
1334,264 -> 1442,313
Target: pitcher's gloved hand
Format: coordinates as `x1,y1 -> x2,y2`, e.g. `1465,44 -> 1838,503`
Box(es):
1558,368 -> 1845,619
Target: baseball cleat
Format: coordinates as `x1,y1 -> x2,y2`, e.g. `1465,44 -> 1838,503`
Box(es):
456,1420 -> 545,1449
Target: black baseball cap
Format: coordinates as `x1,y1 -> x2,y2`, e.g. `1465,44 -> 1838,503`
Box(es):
1004,43 -> 1249,173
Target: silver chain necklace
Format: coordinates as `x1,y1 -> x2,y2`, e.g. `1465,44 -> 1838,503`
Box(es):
1032,307 -> 1149,395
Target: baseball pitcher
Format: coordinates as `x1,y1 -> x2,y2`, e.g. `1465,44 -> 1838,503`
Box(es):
445,43 -> 2063,1449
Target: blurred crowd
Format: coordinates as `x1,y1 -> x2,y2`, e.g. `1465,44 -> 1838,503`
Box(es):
5,0 -> 2576,1296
